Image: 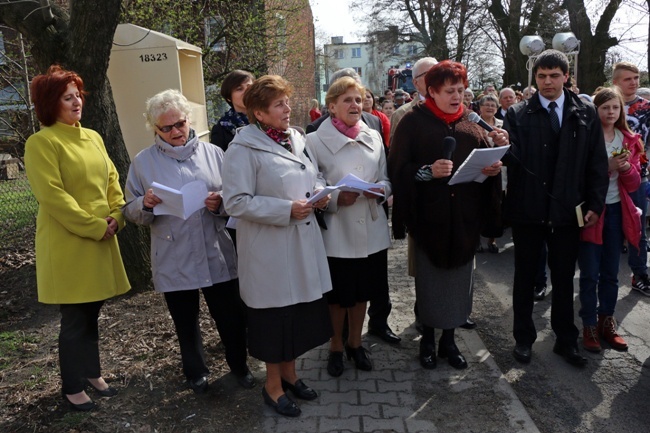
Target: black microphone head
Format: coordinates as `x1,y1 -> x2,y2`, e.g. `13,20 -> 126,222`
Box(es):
442,136 -> 456,159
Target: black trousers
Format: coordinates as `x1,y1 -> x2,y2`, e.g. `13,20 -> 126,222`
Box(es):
512,224 -> 580,347
163,279 -> 248,381
367,248 -> 392,330
59,300 -> 105,394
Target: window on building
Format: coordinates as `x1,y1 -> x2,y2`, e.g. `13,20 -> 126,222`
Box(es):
351,47 -> 361,58
334,49 -> 344,59
392,45 -> 400,55
353,67 -> 362,77
205,17 -> 226,52
407,45 -> 418,55
276,13 -> 287,53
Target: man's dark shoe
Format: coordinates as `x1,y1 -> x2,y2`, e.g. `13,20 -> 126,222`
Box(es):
512,344 -> 532,363
234,369 -> 256,389
188,376 -> 209,394
368,326 -> 401,344
553,342 -> 587,367
459,318 -> 477,329
534,284 -> 547,301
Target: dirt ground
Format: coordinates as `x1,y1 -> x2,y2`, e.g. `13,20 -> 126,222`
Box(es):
0,245 -> 265,433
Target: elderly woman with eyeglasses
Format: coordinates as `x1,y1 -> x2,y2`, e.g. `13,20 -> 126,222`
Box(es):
122,89 -> 254,394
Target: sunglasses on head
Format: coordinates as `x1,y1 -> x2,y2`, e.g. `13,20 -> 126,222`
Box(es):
156,119 -> 187,133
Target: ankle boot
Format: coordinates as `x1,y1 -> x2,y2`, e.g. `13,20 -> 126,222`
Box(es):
419,340 -> 437,369
582,325 -> 601,352
438,329 -> 467,369
598,315 -> 628,351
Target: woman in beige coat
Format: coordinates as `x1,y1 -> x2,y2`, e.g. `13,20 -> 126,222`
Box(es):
306,77 -> 392,377
222,75 -> 332,417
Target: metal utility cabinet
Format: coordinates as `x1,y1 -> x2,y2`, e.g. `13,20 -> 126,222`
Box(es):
108,24 -> 209,159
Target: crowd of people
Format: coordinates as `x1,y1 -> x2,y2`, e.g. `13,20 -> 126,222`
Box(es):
23,51 -> 649,417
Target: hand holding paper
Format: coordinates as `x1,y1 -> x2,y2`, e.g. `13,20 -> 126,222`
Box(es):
448,145 -> 510,185
151,180 -> 209,219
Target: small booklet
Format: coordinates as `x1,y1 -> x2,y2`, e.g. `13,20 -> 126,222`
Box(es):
576,201 -> 587,227
306,174 -> 385,204
151,180 -> 208,220
448,145 -> 510,185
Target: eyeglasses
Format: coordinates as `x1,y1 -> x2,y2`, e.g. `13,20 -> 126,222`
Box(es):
156,119 -> 187,133
414,71 -> 428,80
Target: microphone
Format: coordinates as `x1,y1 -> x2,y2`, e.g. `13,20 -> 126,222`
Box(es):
442,136 -> 456,160
468,112 -> 494,132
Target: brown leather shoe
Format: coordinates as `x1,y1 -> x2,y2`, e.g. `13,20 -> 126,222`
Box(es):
582,326 -> 601,353
598,316 -> 628,351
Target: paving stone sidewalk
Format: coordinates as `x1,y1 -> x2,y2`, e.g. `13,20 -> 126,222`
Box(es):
258,240 -> 540,433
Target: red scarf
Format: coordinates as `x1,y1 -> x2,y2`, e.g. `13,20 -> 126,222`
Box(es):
424,97 -> 464,124
331,117 -> 361,139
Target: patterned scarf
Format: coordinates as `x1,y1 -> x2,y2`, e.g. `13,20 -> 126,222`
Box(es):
257,121 -> 292,153
424,97 -> 464,125
219,108 -> 249,136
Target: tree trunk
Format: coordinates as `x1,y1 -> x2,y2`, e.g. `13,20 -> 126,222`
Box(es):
0,0 -> 152,290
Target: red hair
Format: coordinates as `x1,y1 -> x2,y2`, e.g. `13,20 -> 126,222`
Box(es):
424,60 -> 469,94
30,65 -> 87,126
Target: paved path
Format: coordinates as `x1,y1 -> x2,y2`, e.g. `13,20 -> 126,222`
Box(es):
258,238 -> 539,433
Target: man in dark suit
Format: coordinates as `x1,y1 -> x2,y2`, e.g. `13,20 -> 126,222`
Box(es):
502,50 -> 608,367
306,68 -> 399,344
495,87 -> 516,120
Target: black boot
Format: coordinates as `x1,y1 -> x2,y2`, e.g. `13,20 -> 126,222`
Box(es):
438,328 -> 468,370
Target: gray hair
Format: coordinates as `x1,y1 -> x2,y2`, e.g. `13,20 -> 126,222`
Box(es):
330,68 -> 361,85
479,94 -> 499,106
499,87 -> 515,98
412,57 -> 437,77
638,87 -> 650,100
144,89 -> 192,130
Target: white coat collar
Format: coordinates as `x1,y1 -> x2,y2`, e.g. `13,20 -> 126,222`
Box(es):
317,117 -> 377,155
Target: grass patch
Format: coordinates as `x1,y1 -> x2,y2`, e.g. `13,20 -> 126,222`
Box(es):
0,331 -> 39,369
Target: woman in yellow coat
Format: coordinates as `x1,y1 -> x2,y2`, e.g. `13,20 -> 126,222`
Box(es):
24,65 -> 130,411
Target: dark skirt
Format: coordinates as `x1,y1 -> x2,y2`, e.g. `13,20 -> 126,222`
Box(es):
326,249 -> 388,308
247,297 -> 332,363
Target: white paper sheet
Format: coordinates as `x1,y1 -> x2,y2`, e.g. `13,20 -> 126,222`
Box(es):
448,145 -> 510,186
335,173 -> 385,197
151,180 -> 208,219
307,186 -> 340,204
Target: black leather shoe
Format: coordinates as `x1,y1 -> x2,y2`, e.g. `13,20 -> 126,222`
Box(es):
234,369 -> 256,389
281,379 -> 317,401
327,351 -> 344,377
438,343 -> 468,369
419,341 -> 437,369
512,344 -> 532,363
553,342 -> 587,367
487,242 -> 499,253
62,391 -> 97,412
345,344 -> 373,371
188,376 -> 209,394
262,387 -> 300,417
459,318 -> 477,330
83,378 -> 118,397
534,284 -> 547,301
368,327 -> 402,344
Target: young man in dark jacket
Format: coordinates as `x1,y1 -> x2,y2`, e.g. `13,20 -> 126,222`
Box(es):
502,50 -> 609,367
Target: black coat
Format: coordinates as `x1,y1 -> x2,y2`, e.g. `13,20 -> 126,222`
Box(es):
502,89 -> 608,227
210,123 -> 234,153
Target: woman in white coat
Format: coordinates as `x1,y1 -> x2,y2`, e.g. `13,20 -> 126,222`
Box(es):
222,75 -> 332,418
122,90 -> 254,394
306,77 -> 392,377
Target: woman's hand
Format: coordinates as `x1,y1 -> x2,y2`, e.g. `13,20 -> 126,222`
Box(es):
363,187 -> 384,199
291,200 -> 313,219
584,210 -> 599,228
103,217 -> 118,240
431,159 -> 453,178
143,188 -> 162,209
205,191 -> 222,212
488,127 -> 509,146
311,190 -> 330,210
337,191 -> 360,206
481,160 -> 503,177
608,154 -> 630,172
